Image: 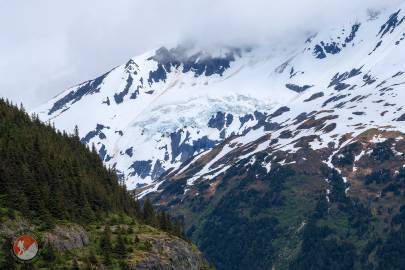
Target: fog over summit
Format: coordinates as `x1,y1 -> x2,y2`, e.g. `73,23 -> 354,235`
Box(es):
0,0 -> 400,108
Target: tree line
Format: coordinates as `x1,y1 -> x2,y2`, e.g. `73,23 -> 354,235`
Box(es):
0,98 -> 184,239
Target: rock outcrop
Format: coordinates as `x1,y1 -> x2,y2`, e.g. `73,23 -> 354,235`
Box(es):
43,224 -> 89,252
131,235 -> 209,270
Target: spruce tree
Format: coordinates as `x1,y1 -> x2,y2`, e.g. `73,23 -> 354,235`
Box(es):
114,229 -> 127,259
100,225 -> 112,265
158,211 -> 168,231
0,99 -> 142,224
143,198 -> 155,225
74,125 -> 80,139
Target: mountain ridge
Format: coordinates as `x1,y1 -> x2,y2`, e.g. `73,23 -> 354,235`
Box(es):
33,4 -> 405,269
35,4 -> 405,194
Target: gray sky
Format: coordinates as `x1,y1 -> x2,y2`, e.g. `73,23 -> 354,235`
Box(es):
0,0 -> 399,109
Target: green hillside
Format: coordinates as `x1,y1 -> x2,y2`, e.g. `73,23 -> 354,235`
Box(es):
151,129 -> 405,270
0,99 -> 211,269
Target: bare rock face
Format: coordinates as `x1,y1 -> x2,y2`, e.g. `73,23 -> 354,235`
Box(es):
131,236 -> 208,270
43,224 -> 89,252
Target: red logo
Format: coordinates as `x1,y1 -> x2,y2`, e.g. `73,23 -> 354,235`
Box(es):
12,235 -> 38,261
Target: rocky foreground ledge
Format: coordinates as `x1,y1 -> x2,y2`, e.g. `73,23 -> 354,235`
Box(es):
0,216 -> 212,269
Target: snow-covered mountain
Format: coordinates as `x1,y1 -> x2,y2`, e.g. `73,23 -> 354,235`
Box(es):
35,4 -> 405,196
33,4 -> 405,269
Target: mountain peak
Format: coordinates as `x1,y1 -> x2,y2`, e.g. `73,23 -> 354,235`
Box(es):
34,5 -> 405,194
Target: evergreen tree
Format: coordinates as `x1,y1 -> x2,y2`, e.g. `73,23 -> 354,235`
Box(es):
91,143 -> 97,154
143,198 -> 155,225
74,125 -> 80,139
114,228 -> 127,259
100,225 -> 112,265
0,99 -> 141,224
158,211 -> 168,231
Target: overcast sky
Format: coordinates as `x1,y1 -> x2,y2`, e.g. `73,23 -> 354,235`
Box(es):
0,0 -> 400,109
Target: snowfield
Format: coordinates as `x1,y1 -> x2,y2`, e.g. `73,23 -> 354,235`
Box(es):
34,4 -> 405,195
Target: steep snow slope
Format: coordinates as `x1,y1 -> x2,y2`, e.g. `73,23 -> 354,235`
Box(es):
34,45 -> 300,189
158,6 -> 405,197
35,5 -> 405,194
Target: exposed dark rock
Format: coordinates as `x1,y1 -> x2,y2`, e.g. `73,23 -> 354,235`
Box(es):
314,44 -> 327,59
49,71 -> 109,115
323,123 -> 337,133
323,94 -> 348,107
350,95 -> 363,102
254,111 -> 267,122
131,79 -> 143,99
81,124 -> 110,144
114,74 -> 134,104
239,111 -> 280,132
98,144 -> 112,161
129,160 -> 153,178
285,84 -> 313,93
392,71 -> 404,78
269,106 -> 290,119
322,41 -> 341,54
147,46 -> 236,84
313,40 -> 342,59
151,160 -> 165,180
334,101 -> 348,109
125,147 -> 134,157
226,113 -> 234,127
279,130 -> 293,139
148,64 -> 169,84
220,129 -> 226,139
378,10 -> 405,39
208,112 -> 226,130
289,67 -> 298,78
263,122 -> 282,132
297,115 -> 339,130
102,97 -> 110,106
345,23 -> 361,43
294,112 -> 310,124
239,114 -> 254,127
396,113 -> 405,121
362,74 -> 377,86
125,59 -> 139,73
304,92 -> 324,102
370,40 -> 383,55
183,51 -> 235,77
170,130 -> 217,164
328,67 -> 362,89
334,83 -> 351,91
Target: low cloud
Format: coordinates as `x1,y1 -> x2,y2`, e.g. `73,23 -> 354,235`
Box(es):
0,0 -> 400,109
